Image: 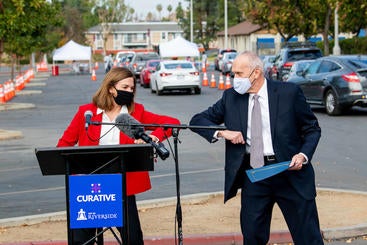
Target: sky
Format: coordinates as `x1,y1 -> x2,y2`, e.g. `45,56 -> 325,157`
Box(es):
126,0 -> 189,19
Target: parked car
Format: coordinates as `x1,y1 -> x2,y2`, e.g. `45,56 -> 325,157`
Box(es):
139,59 -> 161,88
150,60 -> 201,95
282,60 -> 314,82
287,55 -> 367,115
214,49 -> 237,71
262,55 -> 276,78
127,52 -> 160,77
220,52 -> 237,75
115,51 -> 135,67
270,42 -> 322,81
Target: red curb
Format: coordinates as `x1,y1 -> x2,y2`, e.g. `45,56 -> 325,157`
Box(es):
0,231 -> 293,245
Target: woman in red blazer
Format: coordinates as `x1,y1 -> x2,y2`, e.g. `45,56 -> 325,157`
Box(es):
57,67 -> 180,245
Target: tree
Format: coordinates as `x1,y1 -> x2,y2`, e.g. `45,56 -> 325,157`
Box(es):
176,0 -> 244,49
90,0 -> 130,55
339,0 -> 367,37
0,0 -> 63,80
167,4 -> 173,20
156,4 -> 163,20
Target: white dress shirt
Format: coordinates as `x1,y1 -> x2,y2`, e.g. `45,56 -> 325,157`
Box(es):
97,106 -> 128,146
246,79 -> 275,156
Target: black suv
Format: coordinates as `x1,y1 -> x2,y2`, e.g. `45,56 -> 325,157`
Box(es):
270,42 -> 322,81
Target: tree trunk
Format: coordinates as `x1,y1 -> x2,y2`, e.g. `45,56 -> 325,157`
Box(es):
323,6 -> 332,56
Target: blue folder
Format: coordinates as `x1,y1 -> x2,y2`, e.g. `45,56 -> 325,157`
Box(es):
246,161 -> 291,183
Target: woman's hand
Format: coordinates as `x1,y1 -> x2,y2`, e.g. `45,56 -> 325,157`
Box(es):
134,134 -> 159,144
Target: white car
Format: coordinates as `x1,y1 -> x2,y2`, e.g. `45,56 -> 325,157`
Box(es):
150,60 -> 201,95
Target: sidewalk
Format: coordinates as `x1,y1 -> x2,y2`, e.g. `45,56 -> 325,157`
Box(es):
0,189 -> 367,244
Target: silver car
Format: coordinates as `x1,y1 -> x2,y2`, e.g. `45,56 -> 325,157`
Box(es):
220,52 -> 237,75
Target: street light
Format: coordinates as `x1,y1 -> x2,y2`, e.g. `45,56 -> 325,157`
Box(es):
190,0 -> 193,42
333,2 -> 341,55
224,0 -> 228,48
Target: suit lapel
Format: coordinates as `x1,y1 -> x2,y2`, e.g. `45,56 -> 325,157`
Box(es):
238,93 -> 249,137
267,80 -> 279,138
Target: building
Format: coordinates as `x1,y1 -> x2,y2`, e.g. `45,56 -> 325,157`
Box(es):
85,22 -> 184,54
216,20 -> 358,55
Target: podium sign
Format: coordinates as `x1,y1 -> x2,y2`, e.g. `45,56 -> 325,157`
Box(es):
69,174 -> 123,229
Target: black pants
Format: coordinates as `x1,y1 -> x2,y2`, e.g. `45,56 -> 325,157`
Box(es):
72,195 -> 143,245
240,172 -> 324,245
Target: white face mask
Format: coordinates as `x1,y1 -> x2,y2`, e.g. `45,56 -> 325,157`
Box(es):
233,77 -> 251,94
233,68 -> 255,95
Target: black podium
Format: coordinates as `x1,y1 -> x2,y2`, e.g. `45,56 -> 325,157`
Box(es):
35,144 -> 154,245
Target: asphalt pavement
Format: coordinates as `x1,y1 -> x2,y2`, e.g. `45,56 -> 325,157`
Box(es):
0,69 -> 367,244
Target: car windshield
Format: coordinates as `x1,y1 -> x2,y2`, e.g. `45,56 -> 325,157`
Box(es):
226,53 -> 237,59
287,50 -> 322,61
137,54 -> 160,61
148,61 -> 160,67
164,63 -> 193,69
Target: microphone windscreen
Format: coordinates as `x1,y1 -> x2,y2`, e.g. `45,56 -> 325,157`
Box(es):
115,113 -> 143,138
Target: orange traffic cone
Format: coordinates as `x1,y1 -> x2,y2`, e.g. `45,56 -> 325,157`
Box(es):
210,73 -> 216,88
225,74 -> 232,89
0,84 -> 5,104
202,72 -> 209,86
91,69 -> 97,81
202,62 -> 206,73
218,74 -> 225,90
95,62 -> 99,70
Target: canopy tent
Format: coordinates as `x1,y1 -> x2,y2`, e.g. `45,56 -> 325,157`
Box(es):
52,40 -> 92,73
159,36 -> 200,58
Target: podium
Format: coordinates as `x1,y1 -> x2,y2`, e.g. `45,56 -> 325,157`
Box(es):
35,144 -> 154,245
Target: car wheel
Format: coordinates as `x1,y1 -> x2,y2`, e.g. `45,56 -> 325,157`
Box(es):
156,81 -> 163,96
143,83 -> 149,88
150,82 -> 155,93
324,89 -> 342,116
194,87 -> 201,94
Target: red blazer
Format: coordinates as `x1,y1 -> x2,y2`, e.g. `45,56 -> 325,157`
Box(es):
57,103 -> 180,196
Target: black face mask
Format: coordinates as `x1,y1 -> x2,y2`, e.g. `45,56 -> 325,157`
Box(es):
113,88 -> 134,106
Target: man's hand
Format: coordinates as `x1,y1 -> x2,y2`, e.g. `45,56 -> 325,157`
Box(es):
288,153 -> 305,171
218,130 -> 245,144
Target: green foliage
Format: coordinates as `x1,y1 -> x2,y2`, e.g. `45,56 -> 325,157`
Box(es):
316,37 -> 367,54
0,0 -> 63,57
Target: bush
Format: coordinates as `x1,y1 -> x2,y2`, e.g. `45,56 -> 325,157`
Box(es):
316,36 -> 367,55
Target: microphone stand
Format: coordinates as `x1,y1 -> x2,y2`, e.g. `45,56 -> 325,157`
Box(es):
90,120 -> 226,245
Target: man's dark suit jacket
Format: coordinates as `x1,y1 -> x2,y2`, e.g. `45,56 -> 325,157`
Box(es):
190,80 -> 321,203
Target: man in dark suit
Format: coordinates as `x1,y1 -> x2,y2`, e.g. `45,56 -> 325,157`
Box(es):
189,51 -> 323,244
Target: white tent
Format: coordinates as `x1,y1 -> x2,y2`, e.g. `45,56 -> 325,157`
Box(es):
52,40 -> 92,72
159,36 -> 200,58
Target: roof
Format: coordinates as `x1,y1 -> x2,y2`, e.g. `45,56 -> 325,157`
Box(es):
217,20 -> 262,36
87,22 -> 183,33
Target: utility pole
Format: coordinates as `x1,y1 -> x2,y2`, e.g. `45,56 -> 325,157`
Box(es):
333,2 -> 341,55
190,0 -> 193,42
224,0 -> 228,48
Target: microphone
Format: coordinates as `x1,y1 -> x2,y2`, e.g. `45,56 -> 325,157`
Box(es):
84,110 -> 93,131
115,113 -> 170,160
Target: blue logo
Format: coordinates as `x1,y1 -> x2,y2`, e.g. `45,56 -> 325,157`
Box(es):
69,174 -> 123,228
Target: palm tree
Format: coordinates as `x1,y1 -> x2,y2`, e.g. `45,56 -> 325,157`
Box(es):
167,4 -> 172,20
156,4 -> 162,20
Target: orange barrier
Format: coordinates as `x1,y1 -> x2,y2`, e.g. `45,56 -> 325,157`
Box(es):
0,84 -> 5,103
202,72 -> 209,86
15,75 -> 25,91
37,62 -> 48,72
91,69 -> 97,81
225,74 -> 232,89
218,74 -> 225,90
209,73 -> 216,88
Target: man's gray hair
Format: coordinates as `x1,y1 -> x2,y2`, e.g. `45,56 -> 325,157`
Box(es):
239,51 -> 264,72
